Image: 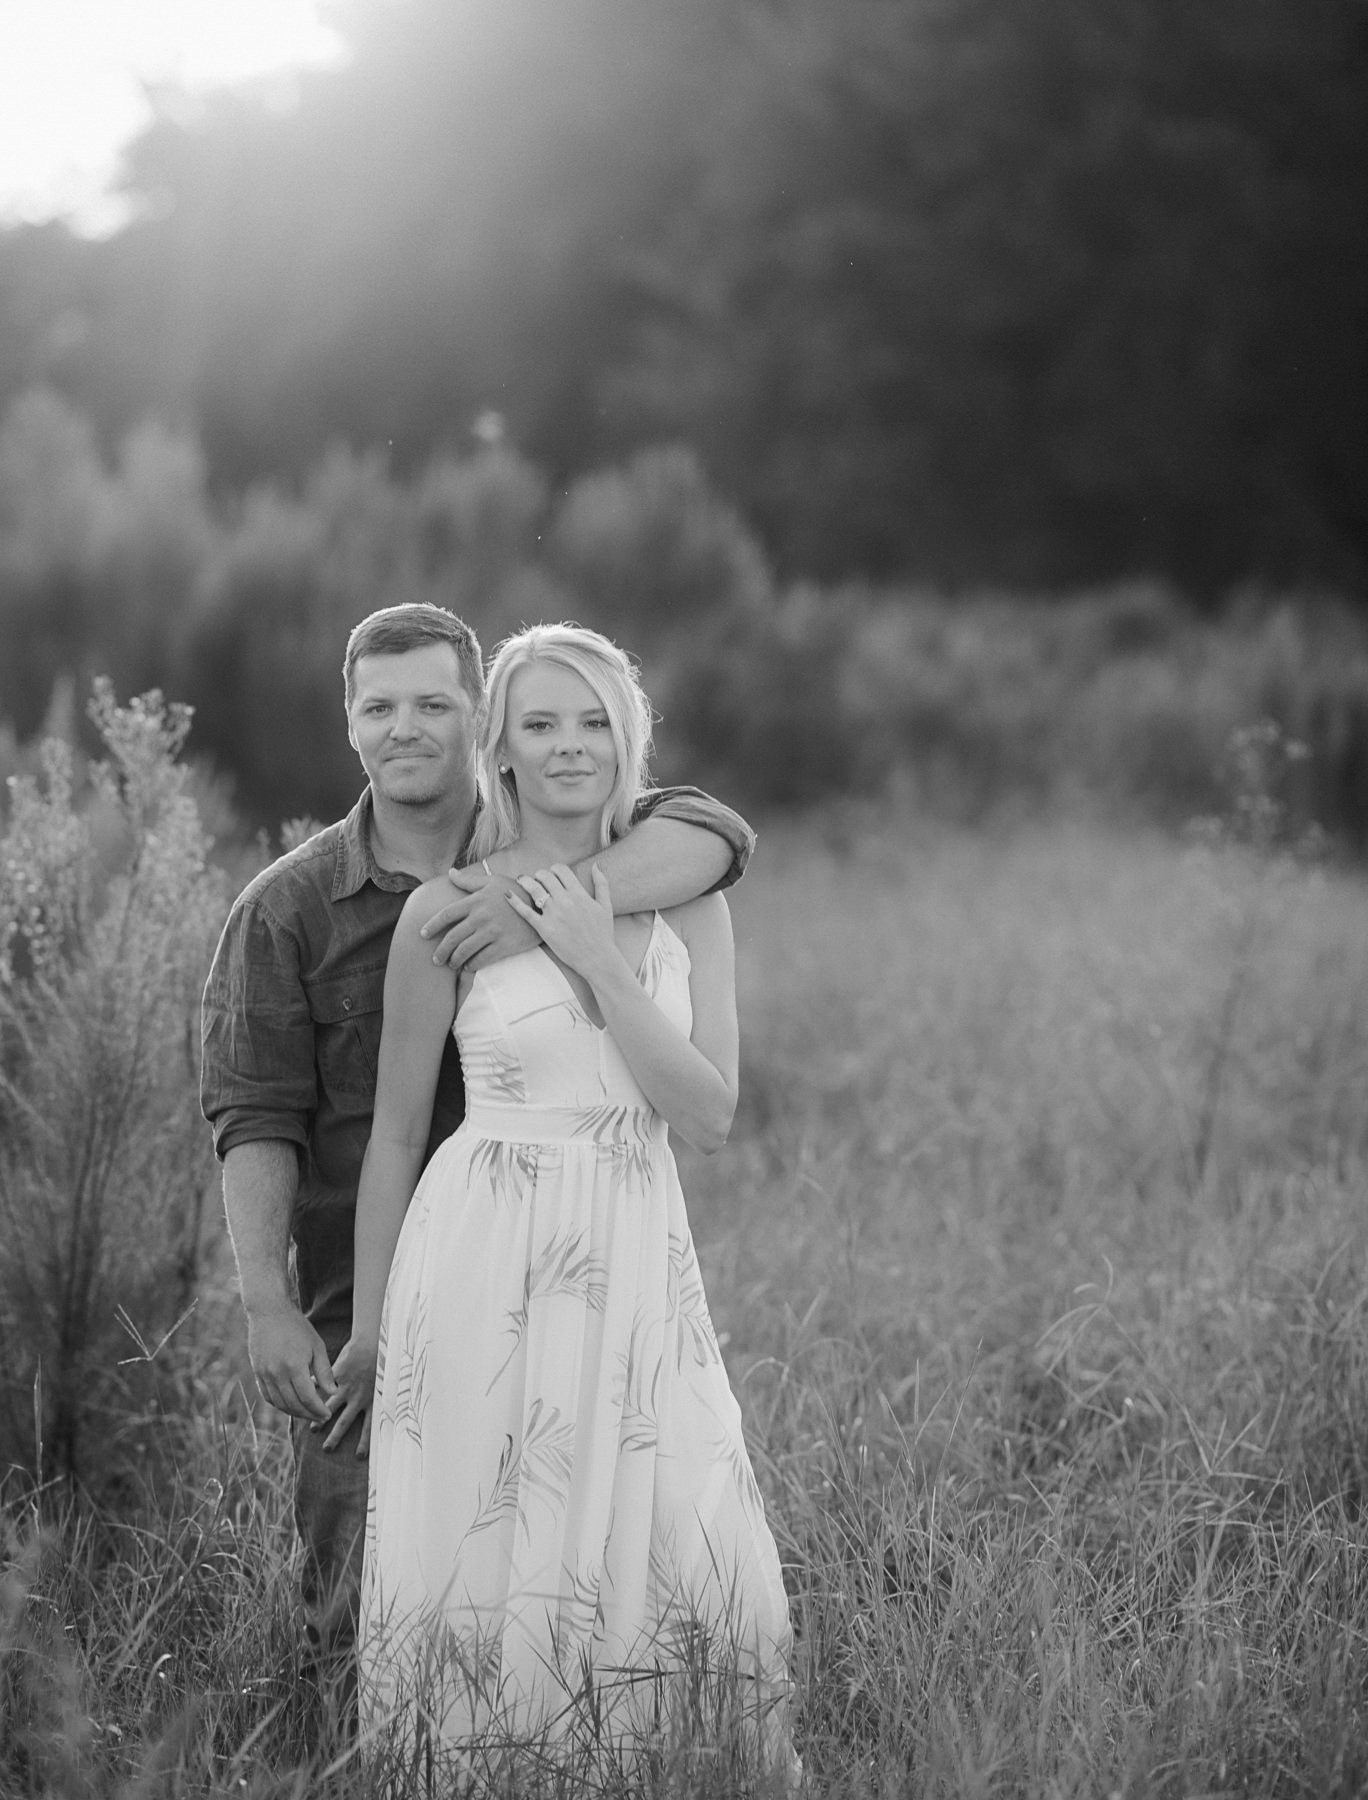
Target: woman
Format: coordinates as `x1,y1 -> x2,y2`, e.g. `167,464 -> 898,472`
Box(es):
335,625 -> 796,1774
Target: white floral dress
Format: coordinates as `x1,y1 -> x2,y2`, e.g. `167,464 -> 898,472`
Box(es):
357,913 -> 795,1767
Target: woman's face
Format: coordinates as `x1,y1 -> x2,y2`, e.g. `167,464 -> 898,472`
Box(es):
500,659 -> 618,824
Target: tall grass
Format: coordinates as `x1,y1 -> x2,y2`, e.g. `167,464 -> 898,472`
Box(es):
692,805 -> 1368,1792
3,778 -> 1368,1792
0,683 -> 227,1489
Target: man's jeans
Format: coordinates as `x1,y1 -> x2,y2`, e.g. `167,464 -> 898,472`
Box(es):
292,1404 -> 368,1673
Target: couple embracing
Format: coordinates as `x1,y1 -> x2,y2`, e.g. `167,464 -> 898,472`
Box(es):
201,604 -> 798,1780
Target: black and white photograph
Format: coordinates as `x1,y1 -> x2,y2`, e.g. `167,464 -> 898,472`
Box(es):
0,2 -> 1365,1794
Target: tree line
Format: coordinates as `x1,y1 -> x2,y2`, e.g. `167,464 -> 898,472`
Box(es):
0,0 -> 1363,597
3,386 -> 1368,846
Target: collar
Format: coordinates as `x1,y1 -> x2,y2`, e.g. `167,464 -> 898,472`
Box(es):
330,788 -> 482,900
331,790 -> 409,900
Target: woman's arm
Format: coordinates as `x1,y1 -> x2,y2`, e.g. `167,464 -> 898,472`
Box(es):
418,786 -> 754,971
323,882 -> 457,1452
509,868 -> 738,1153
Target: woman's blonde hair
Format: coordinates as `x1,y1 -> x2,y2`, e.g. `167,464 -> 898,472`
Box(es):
469,624 -> 653,863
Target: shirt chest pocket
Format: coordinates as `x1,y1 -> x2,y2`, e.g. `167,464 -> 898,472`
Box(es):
308,968 -> 386,1100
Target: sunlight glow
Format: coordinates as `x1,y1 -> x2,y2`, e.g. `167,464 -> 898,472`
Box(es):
0,0 -> 347,235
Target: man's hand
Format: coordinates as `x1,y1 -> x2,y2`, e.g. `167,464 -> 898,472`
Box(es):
246,1304 -> 336,1423
419,865 -> 539,971
321,1334 -> 379,1457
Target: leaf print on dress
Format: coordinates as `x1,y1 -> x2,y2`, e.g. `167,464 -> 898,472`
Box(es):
373,1307 -> 390,1399
667,1230 -> 722,1372
464,1432 -> 522,1539
461,1399 -> 578,1544
392,1286 -> 432,1450
554,1556 -> 604,1662
489,1223 -> 608,1391
517,1396 -> 578,1531
362,1492 -> 379,1590
612,1308 -> 662,1454
714,1418 -> 767,1529
468,1136 -> 539,1210
646,1518 -> 683,1636
574,1103 -> 658,1194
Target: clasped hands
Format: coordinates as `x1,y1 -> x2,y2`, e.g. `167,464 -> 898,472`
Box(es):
244,1303 -> 375,1456
320,1332 -> 379,1456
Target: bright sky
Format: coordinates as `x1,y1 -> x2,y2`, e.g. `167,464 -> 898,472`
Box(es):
0,0 -> 348,234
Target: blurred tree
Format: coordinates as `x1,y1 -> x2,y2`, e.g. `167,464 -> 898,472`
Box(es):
606,0 -> 1368,593
174,447 -> 401,821
410,441 -> 555,634
0,225 -> 94,407
96,420 -> 215,696
548,444 -> 772,645
0,390 -> 110,735
0,391 -> 213,738
652,586 -> 858,806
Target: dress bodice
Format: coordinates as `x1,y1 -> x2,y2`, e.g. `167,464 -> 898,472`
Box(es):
456,912 -> 692,1117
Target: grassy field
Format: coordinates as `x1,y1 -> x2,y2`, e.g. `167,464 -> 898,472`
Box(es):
4,806 -> 1368,1796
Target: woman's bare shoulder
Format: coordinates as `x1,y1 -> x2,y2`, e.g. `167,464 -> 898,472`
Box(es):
662,889 -> 732,947
394,876 -> 463,943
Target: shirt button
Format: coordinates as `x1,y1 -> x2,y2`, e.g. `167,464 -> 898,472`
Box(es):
342,997 -> 353,1011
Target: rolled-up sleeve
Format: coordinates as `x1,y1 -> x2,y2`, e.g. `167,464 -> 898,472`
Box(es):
200,891 -> 316,1161
635,785 -> 756,891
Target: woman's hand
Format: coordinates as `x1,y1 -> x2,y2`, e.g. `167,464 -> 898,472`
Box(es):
507,863 -> 618,981
319,1333 -> 380,1457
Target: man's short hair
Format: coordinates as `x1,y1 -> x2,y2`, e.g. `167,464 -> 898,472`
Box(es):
343,605 -> 484,710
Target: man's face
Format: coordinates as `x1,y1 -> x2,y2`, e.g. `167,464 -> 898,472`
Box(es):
347,644 -> 481,808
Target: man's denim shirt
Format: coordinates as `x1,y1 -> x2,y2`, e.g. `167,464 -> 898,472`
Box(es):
200,786 -> 755,1338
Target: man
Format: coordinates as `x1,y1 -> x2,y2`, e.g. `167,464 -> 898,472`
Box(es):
199,603 -> 753,1673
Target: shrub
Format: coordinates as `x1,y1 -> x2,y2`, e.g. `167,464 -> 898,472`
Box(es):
0,390 -> 111,742
412,442 -> 550,613
0,392 -> 218,744
653,586 -> 857,807
0,683 -> 228,1494
173,454 -> 387,822
548,444 -> 772,646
